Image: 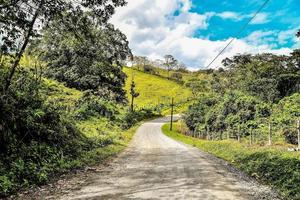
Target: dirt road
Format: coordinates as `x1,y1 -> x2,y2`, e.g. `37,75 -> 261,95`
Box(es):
56,117 -> 279,200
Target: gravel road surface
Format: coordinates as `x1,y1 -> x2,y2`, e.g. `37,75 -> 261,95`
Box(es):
52,117 -> 279,200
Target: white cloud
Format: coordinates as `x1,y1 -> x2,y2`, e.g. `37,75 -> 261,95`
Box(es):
111,1 -> 293,69
250,13 -> 269,24
215,12 -> 270,25
216,11 -> 241,21
245,30 -> 276,46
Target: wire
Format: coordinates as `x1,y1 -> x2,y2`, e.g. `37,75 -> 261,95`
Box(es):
205,0 -> 271,69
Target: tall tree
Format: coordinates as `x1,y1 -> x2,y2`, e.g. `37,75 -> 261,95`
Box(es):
0,0 -> 127,91
40,11 -> 131,103
164,55 -> 177,79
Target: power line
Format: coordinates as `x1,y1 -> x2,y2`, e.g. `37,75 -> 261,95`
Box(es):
205,0 -> 271,69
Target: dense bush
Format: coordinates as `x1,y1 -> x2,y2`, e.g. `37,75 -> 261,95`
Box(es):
185,91 -> 271,140
170,72 -> 183,82
0,71 -> 91,195
283,129 -> 298,145
143,65 -> 157,75
74,91 -> 120,120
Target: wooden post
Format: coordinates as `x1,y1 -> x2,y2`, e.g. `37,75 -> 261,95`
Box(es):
297,120 -> 300,149
268,121 -> 272,146
170,97 -> 174,131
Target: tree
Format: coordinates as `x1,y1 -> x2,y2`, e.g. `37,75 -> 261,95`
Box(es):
133,56 -> 149,70
130,80 -> 139,112
176,62 -> 188,72
163,55 -> 177,79
41,11 -> 131,103
222,53 -> 300,102
0,0 -> 127,91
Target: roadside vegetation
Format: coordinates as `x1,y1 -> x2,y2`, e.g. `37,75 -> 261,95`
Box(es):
162,123 -> 300,200
1,0 -> 299,198
162,31 -> 300,200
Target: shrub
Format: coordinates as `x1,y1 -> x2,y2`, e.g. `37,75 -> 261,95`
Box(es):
74,91 -> 119,120
171,72 -> 183,82
283,129 -> 298,145
0,70 -> 90,195
143,65 -> 157,75
121,108 -> 158,129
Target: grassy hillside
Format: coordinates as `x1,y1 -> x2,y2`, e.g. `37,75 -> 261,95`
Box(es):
123,67 -> 192,113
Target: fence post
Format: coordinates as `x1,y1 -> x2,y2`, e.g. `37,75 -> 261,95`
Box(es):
297,120 -> 300,149
268,121 -> 272,146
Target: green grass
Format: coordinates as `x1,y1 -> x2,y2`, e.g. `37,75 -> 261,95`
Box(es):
123,67 -> 192,113
43,78 -> 83,106
162,123 -> 300,200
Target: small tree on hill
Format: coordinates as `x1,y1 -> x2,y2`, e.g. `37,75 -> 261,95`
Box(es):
130,80 -> 140,112
164,55 -> 178,79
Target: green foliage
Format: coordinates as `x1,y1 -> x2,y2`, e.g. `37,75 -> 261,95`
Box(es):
170,72 -> 183,82
41,11 -> 131,103
185,91 -> 271,140
74,91 -> 119,120
0,70 -> 90,195
143,65 -> 157,75
222,53 -> 300,102
0,66 -> 154,196
162,123 -> 300,200
121,109 -> 159,129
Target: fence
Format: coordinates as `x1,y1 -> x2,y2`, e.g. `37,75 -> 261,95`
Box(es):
180,119 -> 300,149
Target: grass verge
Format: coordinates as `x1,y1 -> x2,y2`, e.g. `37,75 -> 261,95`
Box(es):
162,123 -> 300,200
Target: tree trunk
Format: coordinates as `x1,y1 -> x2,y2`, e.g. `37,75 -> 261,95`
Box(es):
4,1 -> 43,91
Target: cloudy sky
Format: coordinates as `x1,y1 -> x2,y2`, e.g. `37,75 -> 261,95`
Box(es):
110,0 -> 300,70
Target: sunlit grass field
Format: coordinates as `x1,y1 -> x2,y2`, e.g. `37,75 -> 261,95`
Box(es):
123,67 -> 192,113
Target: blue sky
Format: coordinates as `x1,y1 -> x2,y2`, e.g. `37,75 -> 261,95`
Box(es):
111,0 -> 300,69
192,0 -> 300,48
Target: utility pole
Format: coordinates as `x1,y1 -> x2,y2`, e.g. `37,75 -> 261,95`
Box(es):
170,97 -> 174,131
